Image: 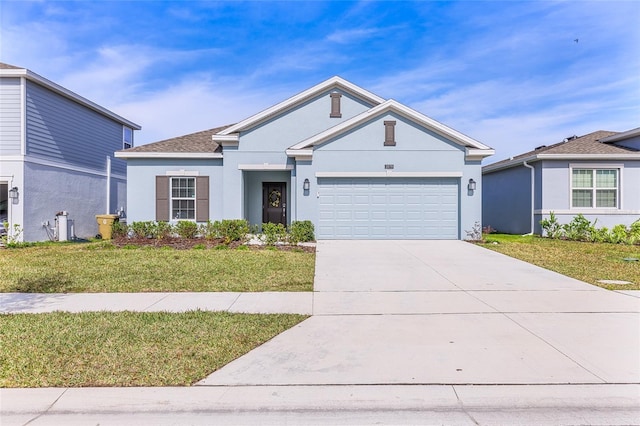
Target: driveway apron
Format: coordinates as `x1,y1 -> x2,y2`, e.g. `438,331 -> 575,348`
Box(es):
198,240 -> 640,386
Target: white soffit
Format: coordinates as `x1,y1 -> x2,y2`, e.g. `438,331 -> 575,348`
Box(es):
238,164 -> 294,171
315,171 -> 463,178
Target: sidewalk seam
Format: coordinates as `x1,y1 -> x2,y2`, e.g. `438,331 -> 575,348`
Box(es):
23,388 -> 68,425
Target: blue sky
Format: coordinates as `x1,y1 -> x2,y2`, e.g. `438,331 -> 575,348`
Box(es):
1,1 -> 638,163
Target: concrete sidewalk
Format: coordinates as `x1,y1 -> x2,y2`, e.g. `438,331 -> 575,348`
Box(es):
0,291 -> 312,315
2,384 -> 639,425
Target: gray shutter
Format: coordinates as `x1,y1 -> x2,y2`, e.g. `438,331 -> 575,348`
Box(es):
156,176 -> 169,221
196,176 -> 209,222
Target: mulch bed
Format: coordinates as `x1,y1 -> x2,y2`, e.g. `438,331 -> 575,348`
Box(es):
110,236 -> 315,253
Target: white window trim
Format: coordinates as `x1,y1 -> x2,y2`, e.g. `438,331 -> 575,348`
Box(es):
170,176 -> 196,221
569,163 -> 622,210
123,126 -> 133,149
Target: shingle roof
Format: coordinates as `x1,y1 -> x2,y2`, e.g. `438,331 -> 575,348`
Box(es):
119,125 -> 233,153
0,62 -> 22,70
485,130 -> 638,171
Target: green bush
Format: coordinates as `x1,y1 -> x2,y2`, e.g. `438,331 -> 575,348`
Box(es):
174,221 -> 199,239
155,221 -> 174,239
111,221 -> 129,238
216,219 -> 250,245
289,220 -> 315,244
562,214 -> 595,241
261,222 -> 286,246
199,220 -> 218,240
130,221 -> 155,239
540,212 -> 563,238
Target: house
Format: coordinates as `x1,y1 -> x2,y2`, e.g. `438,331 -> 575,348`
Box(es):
115,77 -> 494,239
482,128 -> 640,235
0,62 -> 141,242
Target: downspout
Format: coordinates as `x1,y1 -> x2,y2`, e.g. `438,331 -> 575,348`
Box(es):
522,161 -> 534,235
106,156 -> 111,214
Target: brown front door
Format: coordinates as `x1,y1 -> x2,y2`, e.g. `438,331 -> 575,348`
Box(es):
262,182 -> 286,225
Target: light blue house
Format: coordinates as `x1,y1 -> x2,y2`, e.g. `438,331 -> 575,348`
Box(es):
482,128 -> 640,235
116,77 -> 494,239
0,62 -> 141,242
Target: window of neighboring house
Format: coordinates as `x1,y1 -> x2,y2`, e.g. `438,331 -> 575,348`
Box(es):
123,126 -> 133,149
171,177 -> 195,219
571,168 -> 618,208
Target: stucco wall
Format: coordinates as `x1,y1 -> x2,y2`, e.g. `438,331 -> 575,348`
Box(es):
125,158 -> 223,224
22,161 -> 125,241
482,165 -> 534,235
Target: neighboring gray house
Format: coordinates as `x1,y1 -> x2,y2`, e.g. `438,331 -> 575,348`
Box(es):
482,128 -> 640,235
0,62 -> 141,241
116,77 -> 494,239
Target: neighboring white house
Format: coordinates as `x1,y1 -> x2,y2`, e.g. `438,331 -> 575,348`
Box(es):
482,128 -> 640,235
116,76 -> 494,239
0,62 -> 141,241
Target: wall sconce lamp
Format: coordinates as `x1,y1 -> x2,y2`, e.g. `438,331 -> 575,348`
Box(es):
303,178 -> 310,191
468,179 -> 476,191
8,187 -> 19,200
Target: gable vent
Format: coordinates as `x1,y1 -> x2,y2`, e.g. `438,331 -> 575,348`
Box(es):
384,120 -> 396,146
330,92 -> 342,118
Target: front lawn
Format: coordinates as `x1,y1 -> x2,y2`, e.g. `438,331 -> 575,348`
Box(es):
480,234 -> 640,290
0,311 -> 307,387
0,242 -> 315,293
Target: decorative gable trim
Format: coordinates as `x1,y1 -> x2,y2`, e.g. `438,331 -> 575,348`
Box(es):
212,134 -> 239,146
285,149 -> 314,161
288,99 -> 493,156
215,76 -> 385,136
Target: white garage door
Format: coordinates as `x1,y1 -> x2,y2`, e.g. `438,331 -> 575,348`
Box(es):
317,178 -> 459,239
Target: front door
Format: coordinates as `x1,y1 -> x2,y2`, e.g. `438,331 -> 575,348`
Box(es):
262,182 -> 286,225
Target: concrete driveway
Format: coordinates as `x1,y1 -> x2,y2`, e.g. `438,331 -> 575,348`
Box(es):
199,240 -> 640,386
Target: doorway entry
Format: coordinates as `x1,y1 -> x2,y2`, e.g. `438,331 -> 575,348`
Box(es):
262,182 -> 287,225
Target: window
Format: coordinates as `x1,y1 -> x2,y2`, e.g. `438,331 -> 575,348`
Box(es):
571,168 -> 618,208
123,126 -> 133,149
171,177 -> 195,219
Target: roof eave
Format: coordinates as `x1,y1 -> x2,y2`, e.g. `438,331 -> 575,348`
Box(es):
483,153 -> 640,174
1,67 -> 141,130
599,127 -> 640,143
114,152 -> 223,159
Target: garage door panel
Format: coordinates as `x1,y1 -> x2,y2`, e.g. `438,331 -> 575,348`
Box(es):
318,178 -> 459,239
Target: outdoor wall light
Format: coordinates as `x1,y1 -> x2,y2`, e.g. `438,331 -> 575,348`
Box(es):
8,187 -> 19,199
303,178 -> 310,191
468,179 -> 476,191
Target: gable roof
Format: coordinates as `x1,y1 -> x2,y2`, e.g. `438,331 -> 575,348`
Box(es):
213,76 -> 385,142
483,130 -> 640,173
286,99 -> 494,161
115,125 -> 231,159
600,126 -> 640,143
0,62 -> 141,130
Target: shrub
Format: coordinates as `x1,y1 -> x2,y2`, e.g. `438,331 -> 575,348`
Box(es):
175,221 -> 199,239
216,219 -> 250,245
110,220 -> 128,238
540,212 -> 563,239
155,221 -> 174,239
130,221 -> 155,239
199,220 -> 219,240
261,222 -> 287,246
289,220 -> 315,244
562,214 -> 595,241
608,224 -> 628,244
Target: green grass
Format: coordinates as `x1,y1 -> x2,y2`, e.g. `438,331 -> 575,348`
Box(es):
0,242 -> 315,293
481,234 -> 640,290
0,311 -> 307,387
